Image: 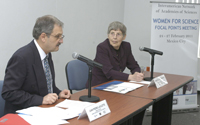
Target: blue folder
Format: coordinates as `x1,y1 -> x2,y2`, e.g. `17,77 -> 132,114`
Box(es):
93,81 -> 123,90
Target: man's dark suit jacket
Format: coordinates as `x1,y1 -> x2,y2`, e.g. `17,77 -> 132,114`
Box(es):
88,39 -> 141,87
1,40 -> 61,114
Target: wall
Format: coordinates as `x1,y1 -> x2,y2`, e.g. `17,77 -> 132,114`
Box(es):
0,0 -> 125,89
123,0 -> 152,68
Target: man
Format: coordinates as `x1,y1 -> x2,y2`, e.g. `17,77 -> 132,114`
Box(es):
1,15 -> 71,114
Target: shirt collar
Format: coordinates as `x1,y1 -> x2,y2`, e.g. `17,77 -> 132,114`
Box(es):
34,39 -> 47,61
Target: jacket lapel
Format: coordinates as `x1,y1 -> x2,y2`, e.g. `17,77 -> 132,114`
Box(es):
119,42 -> 125,60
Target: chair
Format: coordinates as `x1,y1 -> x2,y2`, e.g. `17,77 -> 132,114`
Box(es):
65,60 -> 89,94
0,80 -> 5,117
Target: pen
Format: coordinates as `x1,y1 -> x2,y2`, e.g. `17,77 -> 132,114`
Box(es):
18,113 -> 32,116
119,89 -> 126,92
140,66 -> 145,74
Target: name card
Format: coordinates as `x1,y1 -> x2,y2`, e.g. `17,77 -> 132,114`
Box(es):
148,74 -> 168,88
78,100 -> 111,122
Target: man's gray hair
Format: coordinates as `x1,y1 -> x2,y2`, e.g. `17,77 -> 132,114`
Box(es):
32,15 -> 64,40
107,21 -> 127,36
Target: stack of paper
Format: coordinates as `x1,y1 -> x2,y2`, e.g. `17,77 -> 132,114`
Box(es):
17,107 -> 69,125
16,99 -> 94,125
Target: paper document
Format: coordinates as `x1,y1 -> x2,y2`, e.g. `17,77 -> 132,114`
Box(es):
18,114 -> 68,125
130,80 -> 151,85
16,99 -> 94,124
94,81 -> 143,94
17,107 -> 70,125
17,106 -> 71,119
55,99 -> 93,109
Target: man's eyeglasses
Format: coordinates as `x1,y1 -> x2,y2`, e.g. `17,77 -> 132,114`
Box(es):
50,34 -> 65,41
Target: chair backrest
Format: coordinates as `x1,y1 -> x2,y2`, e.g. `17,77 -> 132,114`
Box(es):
0,80 -> 5,117
65,60 -> 89,94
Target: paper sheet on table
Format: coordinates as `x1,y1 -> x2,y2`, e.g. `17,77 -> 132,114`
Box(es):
103,82 -> 143,94
55,99 -> 94,110
130,80 -> 151,85
17,106 -> 77,121
18,114 -> 68,125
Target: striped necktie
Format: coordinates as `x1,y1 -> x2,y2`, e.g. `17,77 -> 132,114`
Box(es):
44,56 -> 52,93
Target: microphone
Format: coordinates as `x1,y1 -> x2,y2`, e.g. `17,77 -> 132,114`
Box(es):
72,52 -> 103,69
139,47 -> 163,55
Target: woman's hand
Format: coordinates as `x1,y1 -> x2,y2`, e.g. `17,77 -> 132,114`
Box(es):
128,72 -> 144,82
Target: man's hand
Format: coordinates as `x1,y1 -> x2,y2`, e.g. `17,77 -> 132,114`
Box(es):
59,89 -> 71,99
42,93 -> 58,105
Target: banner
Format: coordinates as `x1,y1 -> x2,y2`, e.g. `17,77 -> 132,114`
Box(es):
150,2 -> 199,111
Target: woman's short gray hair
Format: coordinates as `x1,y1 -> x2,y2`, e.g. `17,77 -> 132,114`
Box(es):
107,21 -> 127,36
32,15 -> 64,40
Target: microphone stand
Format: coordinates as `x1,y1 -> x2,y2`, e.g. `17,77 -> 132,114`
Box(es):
144,53 -> 155,81
79,64 -> 100,102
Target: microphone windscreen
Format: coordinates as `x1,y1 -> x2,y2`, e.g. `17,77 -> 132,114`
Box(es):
72,52 -> 79,59
139,47 -> 144,51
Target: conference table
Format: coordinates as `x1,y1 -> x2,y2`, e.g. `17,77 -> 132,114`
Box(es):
40,71 -> 193,125
91,71 -> 193,125
41,88 -> 153,125
126,71 -> 193,125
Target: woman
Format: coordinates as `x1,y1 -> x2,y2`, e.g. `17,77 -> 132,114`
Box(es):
90,21 -> 144,87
